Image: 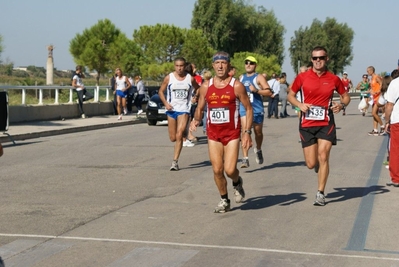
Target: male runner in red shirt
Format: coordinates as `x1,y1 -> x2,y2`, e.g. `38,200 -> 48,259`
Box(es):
288,46 -> 351,206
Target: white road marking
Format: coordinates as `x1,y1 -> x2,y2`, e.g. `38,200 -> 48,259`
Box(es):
0,233 -> 398,262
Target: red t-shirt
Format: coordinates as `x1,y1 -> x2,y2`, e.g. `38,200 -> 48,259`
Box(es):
291,70 -> 346,127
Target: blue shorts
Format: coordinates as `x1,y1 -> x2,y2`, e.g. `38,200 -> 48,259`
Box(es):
116,90 -> 127,98
240,112 -> 264,124
166,111 -> 189,120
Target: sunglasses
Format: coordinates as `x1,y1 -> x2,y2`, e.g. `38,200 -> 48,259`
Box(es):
311,56 -> 327,61
245,61 -> 256,65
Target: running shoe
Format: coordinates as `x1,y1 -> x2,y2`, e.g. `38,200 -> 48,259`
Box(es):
214,198 -> 230,213
233,176 -> 245,203
183,140 -> 195,147
254,148 -> 264,164
240,158 -> 249,168
379,128 -> 386,136
313,191 -> 325,206
170,160 -> 179,171
386,181 -> 399,187
367,130 -> 379,136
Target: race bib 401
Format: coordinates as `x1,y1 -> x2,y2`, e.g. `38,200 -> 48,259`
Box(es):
209,107 -> 230,124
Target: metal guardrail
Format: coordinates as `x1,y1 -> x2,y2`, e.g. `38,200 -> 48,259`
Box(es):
0,85 -> 112,105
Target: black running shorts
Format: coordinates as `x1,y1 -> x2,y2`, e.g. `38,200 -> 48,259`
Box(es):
299,117 -> 337,148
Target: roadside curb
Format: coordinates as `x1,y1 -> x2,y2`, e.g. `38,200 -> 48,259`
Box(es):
0,117 -> 147,144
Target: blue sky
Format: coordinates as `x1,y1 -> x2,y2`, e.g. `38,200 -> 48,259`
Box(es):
1,0 -> 398,84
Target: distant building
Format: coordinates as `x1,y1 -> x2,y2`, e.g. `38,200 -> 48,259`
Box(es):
13,67 -> 28,71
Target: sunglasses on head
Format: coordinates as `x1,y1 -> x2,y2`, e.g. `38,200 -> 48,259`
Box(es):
245,61 -> 256,65
363,76 -> 368,78
311,56 -> 327,61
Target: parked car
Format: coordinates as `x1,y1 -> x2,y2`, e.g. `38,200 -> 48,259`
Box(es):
146,89 -> 167,126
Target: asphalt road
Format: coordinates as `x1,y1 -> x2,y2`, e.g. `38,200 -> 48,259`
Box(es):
0,103 -> 398,267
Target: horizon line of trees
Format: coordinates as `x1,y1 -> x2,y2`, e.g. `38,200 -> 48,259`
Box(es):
2,0 -> 356,85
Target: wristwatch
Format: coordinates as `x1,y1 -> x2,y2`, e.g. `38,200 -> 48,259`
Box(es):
340,103 -> 346,109
244,129 -> 252,134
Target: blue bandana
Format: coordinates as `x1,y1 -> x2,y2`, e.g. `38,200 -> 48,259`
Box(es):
213,55 -> 230,62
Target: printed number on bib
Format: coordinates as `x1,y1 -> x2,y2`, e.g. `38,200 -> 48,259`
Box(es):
210,107 -> 230,124
305,106 -> 325,120
174,89 -> 188,99
247,92 -> 254,103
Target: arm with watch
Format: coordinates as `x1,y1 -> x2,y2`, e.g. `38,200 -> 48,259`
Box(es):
331,92 -> 351,114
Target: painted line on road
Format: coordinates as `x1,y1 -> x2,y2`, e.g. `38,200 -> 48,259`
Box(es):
345,137 -> 393,252
0,233 -> 398,261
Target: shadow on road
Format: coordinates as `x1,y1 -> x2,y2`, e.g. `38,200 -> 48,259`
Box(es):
233,192 -> 307,211
187,160 -> 212,169
326,185 -> 389,204
246,161 -> 305,173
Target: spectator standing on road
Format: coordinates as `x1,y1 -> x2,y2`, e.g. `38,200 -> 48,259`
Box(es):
367,66 -> 385,136
190,51 -> 253,213
279,73 -> 290,118
267,74 -> 280,118
356,74 -> 370,116
114,68 -> 131,120
287,46 -> 350,206
377,73 -> 392,124
383,69 -> 399,170
239,55 -> 272,168
72,65 -> 94,119
134,76 -> 146,115
158,57 -> 200,171
384,69 -> 399,187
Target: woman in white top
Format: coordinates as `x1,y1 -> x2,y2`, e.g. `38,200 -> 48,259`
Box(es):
114,68 -> 131,120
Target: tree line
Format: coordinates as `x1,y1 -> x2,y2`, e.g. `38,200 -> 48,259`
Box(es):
1,0 -> 354,84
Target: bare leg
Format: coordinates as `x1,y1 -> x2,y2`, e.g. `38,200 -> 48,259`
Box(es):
208,138 -> 240,195
302,139 -> 333,192
253,122 -> 263,150
372,103 -> 383,128
167,114 -> 189,161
